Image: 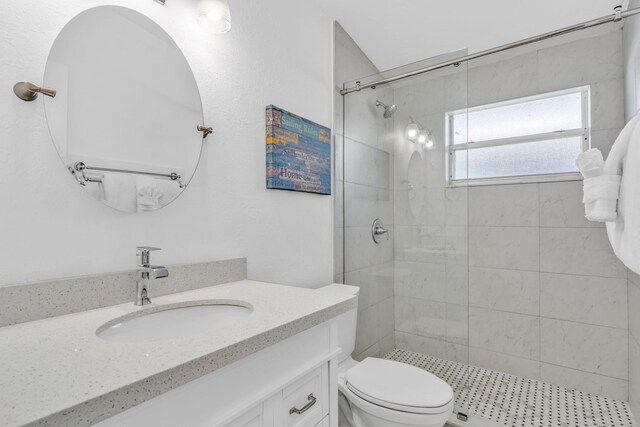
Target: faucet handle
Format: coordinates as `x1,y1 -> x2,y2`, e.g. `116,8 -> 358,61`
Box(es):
137,246 -> 161,266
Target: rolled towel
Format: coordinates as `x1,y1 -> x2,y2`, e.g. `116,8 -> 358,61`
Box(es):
582,174 -> 621,222
576,149 -> 605,219
136,177 -> 163,213
582,174 -> 622,204
576,148 -> 604,179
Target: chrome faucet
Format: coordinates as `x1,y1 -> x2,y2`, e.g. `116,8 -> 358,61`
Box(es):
135,247 -> 169,306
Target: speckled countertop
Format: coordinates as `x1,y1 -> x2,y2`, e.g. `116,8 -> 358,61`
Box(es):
0,280 -> 356,427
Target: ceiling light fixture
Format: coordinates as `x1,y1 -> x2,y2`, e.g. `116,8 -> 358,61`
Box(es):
198,0 -> 231,33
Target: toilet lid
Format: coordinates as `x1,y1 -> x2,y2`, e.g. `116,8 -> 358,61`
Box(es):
345,358 -> 453,413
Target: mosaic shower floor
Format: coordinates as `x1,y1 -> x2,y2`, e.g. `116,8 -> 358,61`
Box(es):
385,348 -> 636,427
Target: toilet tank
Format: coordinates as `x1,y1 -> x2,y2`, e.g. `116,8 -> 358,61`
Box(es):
317,284 -> 359,363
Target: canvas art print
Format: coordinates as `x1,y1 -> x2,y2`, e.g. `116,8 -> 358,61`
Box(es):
266,105 -> 331,195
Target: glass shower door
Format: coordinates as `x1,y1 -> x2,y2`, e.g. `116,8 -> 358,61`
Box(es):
340,52 -> 471,421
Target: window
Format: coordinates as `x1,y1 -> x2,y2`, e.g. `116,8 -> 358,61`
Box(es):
446,86 -> 590,185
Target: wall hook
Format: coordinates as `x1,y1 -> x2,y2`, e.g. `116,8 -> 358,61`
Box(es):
13,82 -> 56,101
197,125 -> 213,139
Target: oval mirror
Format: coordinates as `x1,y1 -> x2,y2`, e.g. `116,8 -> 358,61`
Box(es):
43,6 -> 204,213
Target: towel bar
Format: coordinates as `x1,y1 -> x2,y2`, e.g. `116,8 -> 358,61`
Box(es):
71,162 -> 184,188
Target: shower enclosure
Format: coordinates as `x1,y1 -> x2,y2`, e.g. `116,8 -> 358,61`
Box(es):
336,20 -> 632,426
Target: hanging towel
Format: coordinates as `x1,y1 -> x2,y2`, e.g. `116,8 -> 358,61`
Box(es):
101,173 -> 137,212
578,114 -> 640,222
607,117 -> 640,275
576,148 -> 605,220
136,177 -> 163,212
582,175 -> 621,222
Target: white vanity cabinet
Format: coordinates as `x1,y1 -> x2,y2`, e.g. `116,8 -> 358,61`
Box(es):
96,319 -> 341,427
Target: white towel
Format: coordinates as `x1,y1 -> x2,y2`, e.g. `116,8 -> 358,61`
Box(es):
576,149 -> 605,220
136,177 -> 163,213
101,173 -> 137,212
607,117 -> 640,275
578,114 -> 640,222
582,175 -> 621,222
576,148 -> 604,179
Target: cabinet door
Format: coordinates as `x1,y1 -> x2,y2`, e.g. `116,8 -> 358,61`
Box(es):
223,404 -> 264,427
280,365 -> 329,427
314,415 -> 329,427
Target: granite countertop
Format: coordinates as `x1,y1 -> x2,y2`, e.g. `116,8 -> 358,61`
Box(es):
0,280 -> 356,427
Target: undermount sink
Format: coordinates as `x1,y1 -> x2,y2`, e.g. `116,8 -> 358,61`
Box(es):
97,302 -> 253,342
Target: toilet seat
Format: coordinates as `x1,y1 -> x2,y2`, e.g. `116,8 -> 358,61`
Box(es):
345,358 -> 453,415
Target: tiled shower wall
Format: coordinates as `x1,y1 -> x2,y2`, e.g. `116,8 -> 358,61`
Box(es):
392,26 -> 629,400
333,23 -> 395,360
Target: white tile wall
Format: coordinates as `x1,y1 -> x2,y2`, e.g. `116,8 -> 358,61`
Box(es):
468,52 -> 538,106
539,181 -> 603,228
395,296 -> 447,340
469,226 -> 539,271
536,28 -> 622,92
388,27 -> 628,402
469,267 -> 540,316
335,22 -> 396,360
395,331 -> 469,363
468,184 -> 539,227
540,363 -> 629,401
540,318 -> 628,379
540,227 -> 627,278
540,273 -> 627,328
469,307 -> 540,360
394,261 -> 447,301
344,138 -> 391,189
469,347 -> 541,379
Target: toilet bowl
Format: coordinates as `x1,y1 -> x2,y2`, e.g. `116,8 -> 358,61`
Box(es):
318,284 -> 454,427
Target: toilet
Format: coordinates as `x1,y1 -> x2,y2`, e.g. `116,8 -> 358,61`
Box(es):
319,284 -> 454,427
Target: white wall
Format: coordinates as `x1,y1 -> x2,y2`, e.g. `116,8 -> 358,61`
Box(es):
0,0 -> 334,288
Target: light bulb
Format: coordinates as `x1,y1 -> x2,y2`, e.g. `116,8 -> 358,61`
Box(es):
425,139 -> 434,149
417,131 -> 428,144
406,123 -> 420,140
198,0 -> 231,34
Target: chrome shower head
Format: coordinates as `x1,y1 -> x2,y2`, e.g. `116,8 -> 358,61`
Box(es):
376,100 -> 397,118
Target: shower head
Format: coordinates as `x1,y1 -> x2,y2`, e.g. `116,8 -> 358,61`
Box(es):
375,100 -> 397,118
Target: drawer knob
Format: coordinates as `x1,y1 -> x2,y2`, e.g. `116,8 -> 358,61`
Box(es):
289,393 -> 317,415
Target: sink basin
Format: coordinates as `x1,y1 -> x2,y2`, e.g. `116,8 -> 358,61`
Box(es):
97,302 -> 253,342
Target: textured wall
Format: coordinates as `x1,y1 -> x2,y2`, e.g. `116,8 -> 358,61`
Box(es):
0,0 -> 333,288
392,26 -> 628,400
334,23 -> 396,360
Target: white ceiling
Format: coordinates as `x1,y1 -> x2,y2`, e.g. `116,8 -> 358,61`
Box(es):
315,0 -> 629,71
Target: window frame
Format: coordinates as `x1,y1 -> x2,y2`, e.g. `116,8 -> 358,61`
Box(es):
445,86 -> 591,187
